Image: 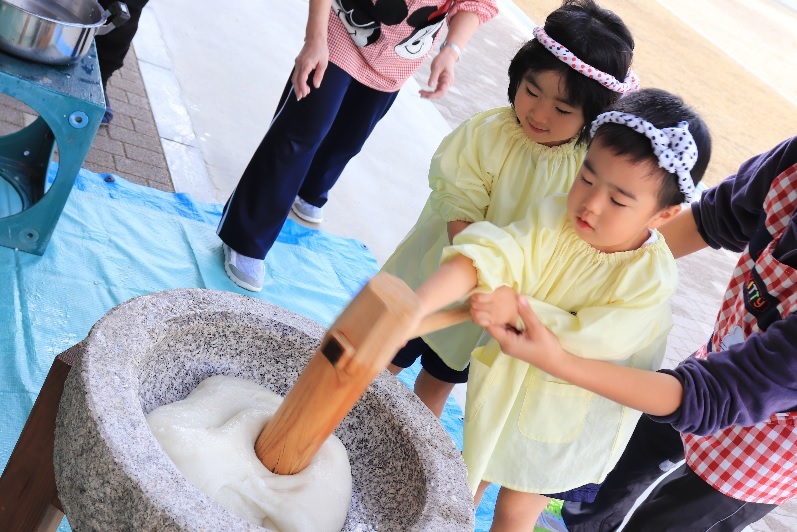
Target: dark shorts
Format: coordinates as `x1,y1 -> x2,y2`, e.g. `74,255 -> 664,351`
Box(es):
392,336 -> 470,384
544,483 -> 600,503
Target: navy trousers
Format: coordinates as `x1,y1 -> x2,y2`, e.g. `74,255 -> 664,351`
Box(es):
562,415 -> 776,531
217,62 -> 398,259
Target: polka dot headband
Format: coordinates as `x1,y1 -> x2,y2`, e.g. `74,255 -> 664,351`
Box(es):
590,111 -> 698,202
532,26 -> 640,94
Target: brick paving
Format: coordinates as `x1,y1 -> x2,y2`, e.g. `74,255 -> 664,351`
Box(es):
0,45 -> 173,193
86,46 -> 173,192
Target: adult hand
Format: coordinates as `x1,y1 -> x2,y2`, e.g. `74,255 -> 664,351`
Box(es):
419,46 -> 457,99
292,36 -> 329,100
485,295 -> 565,371
470,286 -> 518,329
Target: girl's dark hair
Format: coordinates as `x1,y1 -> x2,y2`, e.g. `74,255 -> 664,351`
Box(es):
507,0 -> 634,144
592,88 -> 712,207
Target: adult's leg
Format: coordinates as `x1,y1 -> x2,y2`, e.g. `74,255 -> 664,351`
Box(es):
96,0 -> 150,86
296,79 -> 399,207
217,64 -> 354,259
562,415 -> 686,532
623,463 -> 776,531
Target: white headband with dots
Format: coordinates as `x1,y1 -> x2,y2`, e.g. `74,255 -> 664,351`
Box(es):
590,111 -> 698,202
532,26 -> 640,94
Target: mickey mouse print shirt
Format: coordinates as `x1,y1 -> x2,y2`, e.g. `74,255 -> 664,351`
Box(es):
327,0 -> 497,92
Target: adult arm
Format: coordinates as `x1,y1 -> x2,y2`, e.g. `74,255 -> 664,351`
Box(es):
420,0 -> 497,99
420,12 -> 479,99
292,0 -> 332,100
661,137 -> 797,256
660,137 -> 797,434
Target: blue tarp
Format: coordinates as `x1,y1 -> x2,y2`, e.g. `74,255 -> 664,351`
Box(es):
0,168 -> 497,530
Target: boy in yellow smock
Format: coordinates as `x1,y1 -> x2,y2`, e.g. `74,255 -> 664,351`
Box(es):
385,0 -> 640,417
409,88 -> 712,528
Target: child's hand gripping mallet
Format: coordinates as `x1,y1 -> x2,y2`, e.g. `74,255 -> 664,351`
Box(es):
255,273 -> 470,475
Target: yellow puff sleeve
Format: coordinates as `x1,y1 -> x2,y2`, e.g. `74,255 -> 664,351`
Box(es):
427,109 -> 502,224
441,193 -> 565,292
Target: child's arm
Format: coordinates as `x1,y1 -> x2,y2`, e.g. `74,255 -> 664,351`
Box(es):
470,285 -> 520,330
415,254 -> 479,317
487,295 -> 684,417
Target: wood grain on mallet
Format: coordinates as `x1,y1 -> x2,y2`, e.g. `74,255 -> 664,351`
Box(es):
254,273 -> 421,475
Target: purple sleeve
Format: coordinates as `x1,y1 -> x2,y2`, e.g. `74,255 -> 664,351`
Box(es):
652,314 -> 797,436
692,136 -> 797,252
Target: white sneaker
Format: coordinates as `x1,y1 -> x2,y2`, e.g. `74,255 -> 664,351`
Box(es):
223,243 -> 264,292
291,196 -> 323,224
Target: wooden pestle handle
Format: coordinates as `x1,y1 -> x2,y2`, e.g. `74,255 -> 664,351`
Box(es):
414,304 -> 471,337
255,273 -> 419,475
254,276 -> 473,476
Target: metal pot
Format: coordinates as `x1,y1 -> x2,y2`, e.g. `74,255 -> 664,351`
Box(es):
0,0 -> 130,65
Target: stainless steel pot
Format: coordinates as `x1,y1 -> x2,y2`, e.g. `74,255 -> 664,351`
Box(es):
0,0 -> 130,65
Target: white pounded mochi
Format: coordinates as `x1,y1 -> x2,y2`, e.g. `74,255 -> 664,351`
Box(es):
146,375 -> 352,531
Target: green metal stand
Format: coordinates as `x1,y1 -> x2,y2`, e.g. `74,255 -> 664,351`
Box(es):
0,44 -> 104,255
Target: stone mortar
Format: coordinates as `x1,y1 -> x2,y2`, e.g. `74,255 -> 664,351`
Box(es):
53,288 -> 473,531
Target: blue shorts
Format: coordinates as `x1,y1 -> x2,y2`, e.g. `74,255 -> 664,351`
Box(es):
392,336 -> 469,384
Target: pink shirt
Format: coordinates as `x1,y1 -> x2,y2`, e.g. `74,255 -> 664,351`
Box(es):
327,0 -> 497,92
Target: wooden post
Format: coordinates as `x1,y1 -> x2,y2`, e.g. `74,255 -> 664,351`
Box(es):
255,273 -> 421,475
0,354 -> 72,532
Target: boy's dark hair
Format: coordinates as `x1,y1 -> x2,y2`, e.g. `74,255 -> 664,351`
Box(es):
507,0 -> 634,143
592,88 -> 712,207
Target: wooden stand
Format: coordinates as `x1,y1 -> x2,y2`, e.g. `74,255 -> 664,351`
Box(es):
0,345 -> 79,532
255,274 -> 470,475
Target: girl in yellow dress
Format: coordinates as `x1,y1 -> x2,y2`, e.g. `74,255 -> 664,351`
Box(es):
384,0 -> 639,418
409,88 -> 712,529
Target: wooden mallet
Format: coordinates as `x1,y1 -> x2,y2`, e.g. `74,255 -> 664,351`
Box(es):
254,273 -> 470,475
